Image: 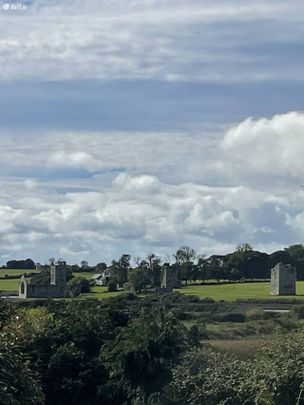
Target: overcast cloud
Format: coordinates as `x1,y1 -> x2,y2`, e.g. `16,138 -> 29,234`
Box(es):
1,0 -> 304,264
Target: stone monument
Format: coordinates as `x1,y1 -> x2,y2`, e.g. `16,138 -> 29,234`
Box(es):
19,261 -> 68,299
271,262 -> 296,296
160,264 -> 180,293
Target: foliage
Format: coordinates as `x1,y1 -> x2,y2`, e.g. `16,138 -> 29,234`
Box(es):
6,258 -> 35,269
174,246 -> 196,265
108,278 -> 118,292
292,304 -> 304,319
169,331 -> 304,405
110,254 -> 131,287
95,262 -> 107,273
68,276 -> 91,297
168,348 -> 243,404
128,267 -> 151,293
101,309 -> 189,400
0,347 -> 45,405
3,294 -> 304,405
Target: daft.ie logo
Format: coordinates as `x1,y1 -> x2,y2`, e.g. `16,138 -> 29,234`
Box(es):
1,0 -> 32,11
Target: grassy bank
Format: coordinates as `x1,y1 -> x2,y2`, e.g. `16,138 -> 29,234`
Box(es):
175,281 -> 304,301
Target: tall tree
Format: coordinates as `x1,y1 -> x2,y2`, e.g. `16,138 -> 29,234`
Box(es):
174,246 -> 196,264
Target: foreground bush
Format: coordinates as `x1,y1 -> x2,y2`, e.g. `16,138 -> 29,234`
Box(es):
0,347 -> 44,405
168,331 -> 304,405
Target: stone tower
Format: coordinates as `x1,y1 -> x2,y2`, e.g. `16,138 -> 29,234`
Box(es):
271,262 -> 296,296
160,264 -> 180,293
50,261 -> 67,286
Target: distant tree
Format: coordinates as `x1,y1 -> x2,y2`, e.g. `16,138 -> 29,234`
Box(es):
174,247 -> 196,285
208,257 -> 224,282
285,244 -> 304,279
68,277 -> 91,297
95,262 -> 107,273
236,243 -> 253,253
6,258 -> 35,269
110,254 -> 131,287
147,253 -> 162,287
197,256 -> 208,283
128,267 -> 151,293
80,260 -> 90,271
269,250 -> 297,269
174,246 -> 196,264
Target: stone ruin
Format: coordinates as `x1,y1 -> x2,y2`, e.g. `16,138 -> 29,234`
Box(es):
19,261 -> 67,299
160,264 -> 180,293
271,262 -> 296,296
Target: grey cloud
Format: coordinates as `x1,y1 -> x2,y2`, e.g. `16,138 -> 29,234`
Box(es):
1,1 -> 304,83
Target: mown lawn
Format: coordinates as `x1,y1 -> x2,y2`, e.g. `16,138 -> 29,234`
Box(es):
0,279 -> 20,291
72,272 -> 96,280
0,268 -> 38,276
81,285 -> 122,299
175,281 -> 304,301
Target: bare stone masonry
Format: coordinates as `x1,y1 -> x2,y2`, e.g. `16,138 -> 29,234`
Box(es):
160,264 -> 180,293
19,261 -> 68,299
271,262 -> 296,296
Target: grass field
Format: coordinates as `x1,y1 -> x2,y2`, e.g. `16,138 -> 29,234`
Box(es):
2,278 -> 304,301
175,281 -> 304,301
0,279 -> 20,291
0,269 -> 39,276
0,272 -> 97,292
81,285 -> 122,299
72,272 -> 96,279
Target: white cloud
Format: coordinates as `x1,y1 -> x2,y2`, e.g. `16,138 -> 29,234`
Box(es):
222,111 -> 304,180
0,111 -> 304,263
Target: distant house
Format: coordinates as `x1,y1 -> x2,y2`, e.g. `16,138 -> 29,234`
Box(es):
91,269 -> 111,286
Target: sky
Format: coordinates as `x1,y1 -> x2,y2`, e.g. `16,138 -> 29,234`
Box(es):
1,0 -> 304,265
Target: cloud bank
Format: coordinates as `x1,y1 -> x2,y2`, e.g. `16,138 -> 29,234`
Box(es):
1,0 -> 304,82
0,111 -> 303,263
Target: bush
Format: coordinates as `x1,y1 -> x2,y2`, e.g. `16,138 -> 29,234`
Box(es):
292,304 -> 304,319
108,279 -> 118,292
246,308 -> 265,321
215,313 -> 246,323
68,277 -> 91,297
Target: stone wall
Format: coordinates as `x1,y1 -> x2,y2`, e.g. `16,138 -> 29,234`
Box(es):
160,265 -> 180,293
271,262 -> 296,295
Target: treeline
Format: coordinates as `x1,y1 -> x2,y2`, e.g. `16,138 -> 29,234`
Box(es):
91,244 -> 304,292
6,258 -> 35,269
4,243 -> 304,290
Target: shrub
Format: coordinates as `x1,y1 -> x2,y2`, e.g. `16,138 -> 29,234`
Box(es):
292,304 -> 304,319
246,308 -> 265,321
215,313 -> 246,323
68,277 -> 91,297
108,279 -> 118,292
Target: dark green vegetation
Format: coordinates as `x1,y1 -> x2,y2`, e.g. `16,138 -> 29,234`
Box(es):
2,294 -> 304,405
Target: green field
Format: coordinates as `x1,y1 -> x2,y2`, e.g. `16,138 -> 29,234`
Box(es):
0,279 -> 21,291
2,278 -> 304,301
0,272 -> 97,292
73,272 -> 96,279
81,285 -> 123,299
175,281 -> 304,301
0,268 -> 39,276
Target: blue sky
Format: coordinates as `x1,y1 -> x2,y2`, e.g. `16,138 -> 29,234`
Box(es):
1,0 -> 304,264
